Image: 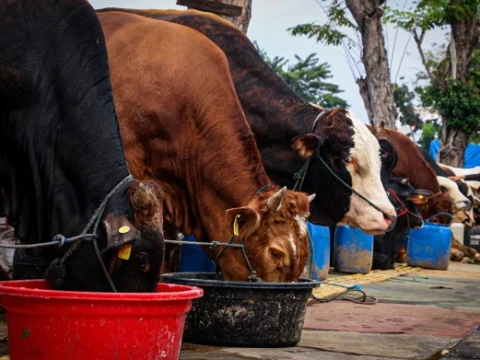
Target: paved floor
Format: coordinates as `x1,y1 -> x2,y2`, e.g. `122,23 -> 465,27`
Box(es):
0,263 -> 478,359
178,263 -> 480,360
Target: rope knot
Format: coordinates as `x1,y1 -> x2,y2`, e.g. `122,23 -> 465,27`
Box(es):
53,234 -> 66,247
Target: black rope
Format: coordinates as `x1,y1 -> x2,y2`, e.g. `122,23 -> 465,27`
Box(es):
0,233 -> 98,249
316,155 -> 386,215
312,282 -> 378,305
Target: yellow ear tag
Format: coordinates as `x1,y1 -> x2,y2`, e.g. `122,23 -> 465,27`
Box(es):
118,226 -> 130,234
118,244 -> 132,260
418,195 -> 424,200
233,214 -> 241,236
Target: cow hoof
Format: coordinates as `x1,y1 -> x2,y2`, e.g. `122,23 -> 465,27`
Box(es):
450,248 -> 464,262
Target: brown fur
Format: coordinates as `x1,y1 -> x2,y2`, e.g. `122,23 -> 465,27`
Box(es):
371,126 -> 454,223
98,12 -> 311,282
129,181 -> 165,234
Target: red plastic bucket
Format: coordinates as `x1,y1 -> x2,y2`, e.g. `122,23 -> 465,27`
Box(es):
0,280 -> 203,360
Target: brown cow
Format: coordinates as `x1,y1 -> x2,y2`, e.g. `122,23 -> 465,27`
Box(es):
98,12 -> 315,282
97,7 -> 397,236
373,127 -> 480,262
374,126 -> 453,223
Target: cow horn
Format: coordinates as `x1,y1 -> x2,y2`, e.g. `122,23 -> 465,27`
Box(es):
267,186 -> 287,212
308,194 -> 316,203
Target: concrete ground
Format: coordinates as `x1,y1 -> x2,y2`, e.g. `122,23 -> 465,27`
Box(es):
0,263 -> 477,359
178,262 -> 480,360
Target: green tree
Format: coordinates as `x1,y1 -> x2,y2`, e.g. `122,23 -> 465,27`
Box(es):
385,0 -> 480,167
288,0 -> 397,129
254,42 -> 349,108
393,83 -> 423,130
419,122 -> 437,151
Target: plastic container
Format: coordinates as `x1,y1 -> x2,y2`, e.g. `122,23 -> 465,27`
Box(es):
466,225 -> 480,252
0,280 -> 203,360
307,222 -> 330,280
334,225 -> 373,274
408,222 -> 452,270
450,223 -> 465,245
178,235 -> 215,272
161,272 -> 320,347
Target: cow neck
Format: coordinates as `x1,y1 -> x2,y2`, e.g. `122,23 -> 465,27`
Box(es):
0,0 -> 130,251
157,108 -> 270,247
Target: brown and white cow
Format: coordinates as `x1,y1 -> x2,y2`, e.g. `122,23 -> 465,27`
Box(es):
97,8 -> 397,236
98,12 -> 315,282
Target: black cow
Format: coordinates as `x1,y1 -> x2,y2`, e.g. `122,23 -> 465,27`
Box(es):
373,178 -> 430,270
0,0 -> 164,292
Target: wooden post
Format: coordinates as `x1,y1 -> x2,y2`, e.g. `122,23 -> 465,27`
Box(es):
176,0 -> 252,33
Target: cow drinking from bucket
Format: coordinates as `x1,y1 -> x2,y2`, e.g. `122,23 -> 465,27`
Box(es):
373,178 -> 431,270
0,0 -> 165,292
97,7 -> 397,236
98,12 -> 315,282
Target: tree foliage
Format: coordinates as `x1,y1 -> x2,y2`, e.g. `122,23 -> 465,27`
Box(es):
254,42 -> 349,108
419,122 -> 438,150
287,0 -> 398,128
288,0 -> 356,47
386,0 -> 480,138
393,83 -> 423,129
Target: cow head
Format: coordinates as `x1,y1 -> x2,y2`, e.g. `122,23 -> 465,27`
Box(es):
48,180 -> 165,292
291,109 -> 396,235
379,139 -> 398,187
218,186 -> 314,282
452,179 -> 476,227
388,178 -> 430,230
437,176 -> 472,210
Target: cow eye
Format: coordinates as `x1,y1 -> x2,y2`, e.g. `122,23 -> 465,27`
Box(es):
134,252 -> 151,273
344,155 -> 352,163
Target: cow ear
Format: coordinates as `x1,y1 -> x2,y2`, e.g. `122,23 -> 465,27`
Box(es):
102,214 -> 140,252
225,207 -> 260,237
291,134 -> 324,159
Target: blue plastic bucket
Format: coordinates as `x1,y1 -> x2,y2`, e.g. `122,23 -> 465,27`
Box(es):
334,225 -> 373,274
178,235 -> 215,272
307,222 -> 330,280
407,222 -> 452,270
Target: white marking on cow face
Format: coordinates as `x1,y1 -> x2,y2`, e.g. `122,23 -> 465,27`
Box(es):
339,111 -> 396,234
294,214 -> 308,235
437,176 -> 471,210
288,233 -> 297,257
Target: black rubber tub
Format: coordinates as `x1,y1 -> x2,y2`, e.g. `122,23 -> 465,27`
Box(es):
161,272 -> 320,347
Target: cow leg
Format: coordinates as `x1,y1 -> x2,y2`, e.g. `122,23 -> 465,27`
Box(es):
452,238 -> 480,262
450,248 -> 465,262
329,225 -> 336,268
373,235 -> 392,270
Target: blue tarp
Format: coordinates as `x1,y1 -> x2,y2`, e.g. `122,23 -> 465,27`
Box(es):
429,140 -> 480,168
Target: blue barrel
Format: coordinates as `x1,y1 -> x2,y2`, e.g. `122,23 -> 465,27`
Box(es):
334,225 -> 373,274
407,223 -> 452,270
307,222 -> 330,280
178,235 -> 215,272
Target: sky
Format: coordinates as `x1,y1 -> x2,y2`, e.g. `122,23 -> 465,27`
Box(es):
90,0 -> 448,124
